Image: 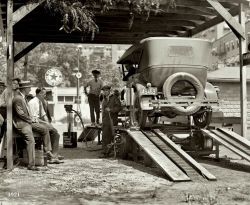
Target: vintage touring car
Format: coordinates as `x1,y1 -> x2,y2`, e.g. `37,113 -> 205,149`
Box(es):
118,37 -> 220,128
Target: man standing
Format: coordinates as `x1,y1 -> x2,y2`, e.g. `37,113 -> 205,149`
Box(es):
84,70 -> 103,125
100,85 -> 122,157
28,87 -> 63,163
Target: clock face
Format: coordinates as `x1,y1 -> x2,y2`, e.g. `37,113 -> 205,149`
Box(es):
45,68 -> 63,86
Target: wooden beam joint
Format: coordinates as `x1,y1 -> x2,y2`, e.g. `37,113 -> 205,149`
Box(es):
13,0 -> 45,26
14,42 -> 40,63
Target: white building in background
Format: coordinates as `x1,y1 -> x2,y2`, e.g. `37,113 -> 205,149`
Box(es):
29,44 -> 131,124
30,86 -> 90,125
78,43 -> 130,64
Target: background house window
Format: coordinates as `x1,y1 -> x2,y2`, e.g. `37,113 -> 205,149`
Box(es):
226,42 -> 230,51
65,96 -> 74,102
231,41 -> 235,50
58,96 -> 64,102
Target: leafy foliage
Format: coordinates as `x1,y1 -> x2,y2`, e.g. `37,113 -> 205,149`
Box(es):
31,0 -> 176,38
9,43 -> 123,88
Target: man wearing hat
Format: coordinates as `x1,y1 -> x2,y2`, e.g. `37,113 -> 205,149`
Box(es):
84,70 -> 103,126
100,85 -> 122,157
13,81 -> 52,170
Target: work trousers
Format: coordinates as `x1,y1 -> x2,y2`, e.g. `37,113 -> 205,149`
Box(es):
88,94 -> 100,123
31,122 -> 51,152
102,115 -> 115,153
16,125 -> 35,166
40,121 -> 60,154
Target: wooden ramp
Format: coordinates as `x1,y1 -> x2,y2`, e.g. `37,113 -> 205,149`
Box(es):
126,130 -> 190,182
78,126 -> 99,142
202,128 -> 250,162
152,129 -> 216,181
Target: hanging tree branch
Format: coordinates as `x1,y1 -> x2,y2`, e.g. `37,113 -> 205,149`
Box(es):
30,0 -> 176,39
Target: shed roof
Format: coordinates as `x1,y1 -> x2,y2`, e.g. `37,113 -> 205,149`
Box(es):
208,66 -> 250,82
0,0 -> 248,44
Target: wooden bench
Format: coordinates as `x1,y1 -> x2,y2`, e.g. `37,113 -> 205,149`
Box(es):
0,126 -> 46,166
14,129 -> 46,166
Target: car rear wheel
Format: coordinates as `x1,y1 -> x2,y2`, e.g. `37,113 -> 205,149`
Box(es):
132,96 -> 149,128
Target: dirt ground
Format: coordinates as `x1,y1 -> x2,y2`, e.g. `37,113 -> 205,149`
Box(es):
1,142 -> 250,205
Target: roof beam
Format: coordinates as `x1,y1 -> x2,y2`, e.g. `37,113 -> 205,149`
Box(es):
187,6 -> 217,15
182,5 -> 238,37
207,0 -> 245,39
14,41 -> 40,62
13,0 -> 45,26
162,0 -> 234,8
0,3 -> 4,38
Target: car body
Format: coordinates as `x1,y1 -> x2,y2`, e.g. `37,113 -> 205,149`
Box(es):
118,37 -> 220,128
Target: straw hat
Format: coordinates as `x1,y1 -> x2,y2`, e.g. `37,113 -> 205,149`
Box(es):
19,81 -> 32,89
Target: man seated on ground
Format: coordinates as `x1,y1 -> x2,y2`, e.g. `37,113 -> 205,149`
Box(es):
13,81 -> 58,170
29,87 -> 63,161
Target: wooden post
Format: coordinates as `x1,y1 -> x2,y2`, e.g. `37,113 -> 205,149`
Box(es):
239,3 -> 247,138
6,0 -> 14,169
24,55 -> 28,80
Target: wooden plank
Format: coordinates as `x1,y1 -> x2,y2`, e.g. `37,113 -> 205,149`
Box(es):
126,130 -> 190,181
14,41 -> 40,62
6,0 -> 13,170
153,129 -> 216,181
143,130 -> 204,181
13,1 -> 45,26
202,129 -> 250,162
218,128 -> 250,148
212,130 -> 250,155
207,0 -> 245,39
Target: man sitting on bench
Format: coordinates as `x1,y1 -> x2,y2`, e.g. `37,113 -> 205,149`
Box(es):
13,81 -> 56,170
29,87 -> 63,162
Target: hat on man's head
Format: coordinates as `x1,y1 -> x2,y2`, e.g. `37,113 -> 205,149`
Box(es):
102,85 -> 111,90
0,81 -> 5,87
19,81 -> 32,89
92,70 -> 101,75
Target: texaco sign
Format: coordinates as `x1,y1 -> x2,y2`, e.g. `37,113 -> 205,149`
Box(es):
45,68 -> 63,86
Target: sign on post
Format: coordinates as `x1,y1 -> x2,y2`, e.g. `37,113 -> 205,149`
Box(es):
45,68 -> 63,86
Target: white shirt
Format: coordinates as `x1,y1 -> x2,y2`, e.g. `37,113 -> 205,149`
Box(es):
85,78 -> 104,96
28,96 -> 46,120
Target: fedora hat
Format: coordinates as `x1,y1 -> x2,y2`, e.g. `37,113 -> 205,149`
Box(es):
19,81 -> 32,89
0,81 -> 5,87
92,70 -> 101,75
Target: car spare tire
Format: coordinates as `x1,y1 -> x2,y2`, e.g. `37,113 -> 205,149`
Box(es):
163,72 -> 204,116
